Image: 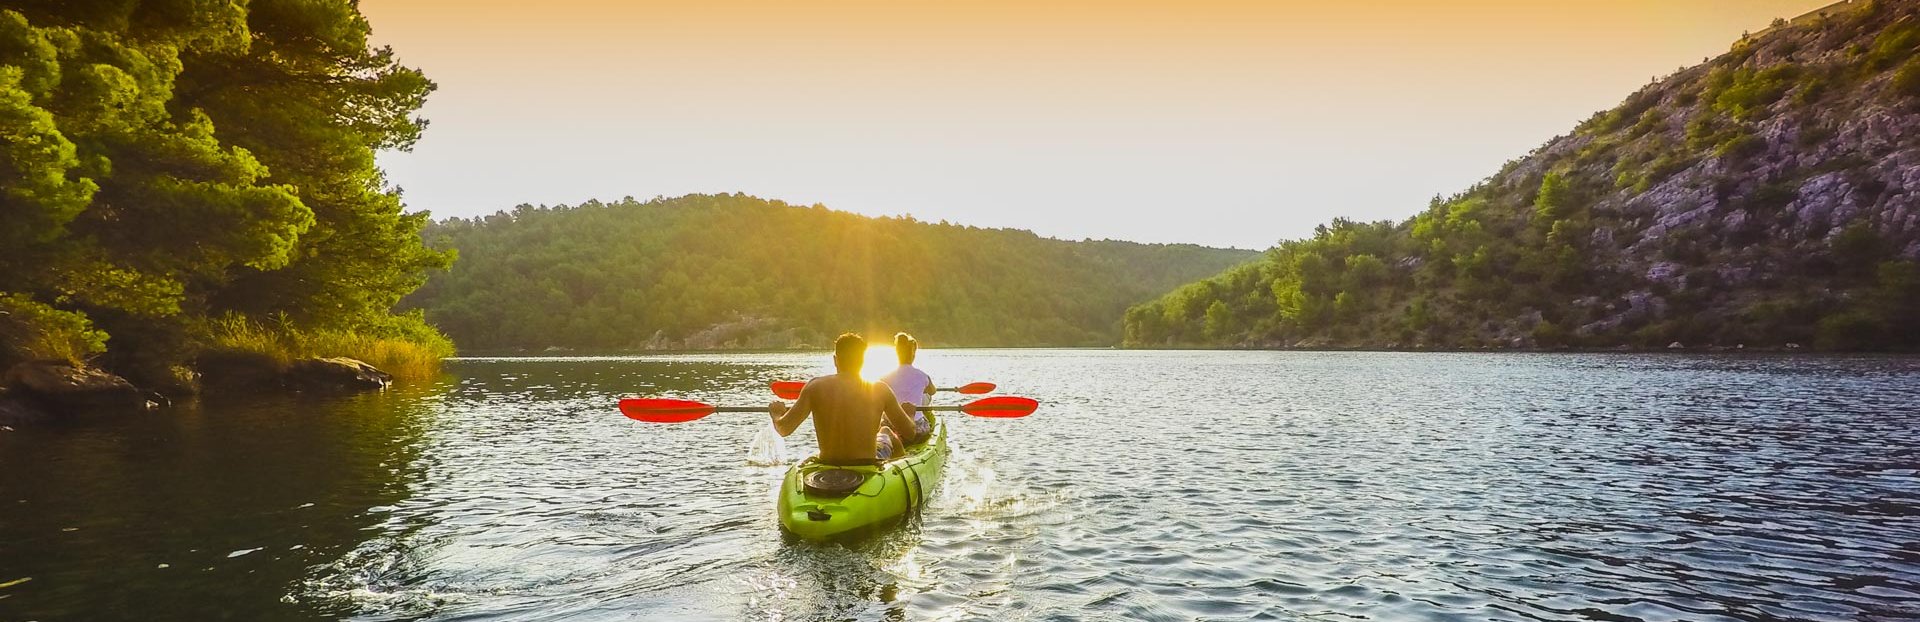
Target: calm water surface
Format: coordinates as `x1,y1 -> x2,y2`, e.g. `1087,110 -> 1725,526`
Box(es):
2,351 -> 1919,621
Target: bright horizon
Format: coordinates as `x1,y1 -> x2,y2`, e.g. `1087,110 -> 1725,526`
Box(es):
365,0 -> 1835,249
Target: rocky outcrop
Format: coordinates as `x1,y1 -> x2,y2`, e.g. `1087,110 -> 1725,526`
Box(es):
199,353 -> 392,392
285,357 -> 391,391
3,361 -> 149,412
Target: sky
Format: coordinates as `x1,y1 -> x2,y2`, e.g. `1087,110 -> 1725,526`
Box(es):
363,0 -> 1836,250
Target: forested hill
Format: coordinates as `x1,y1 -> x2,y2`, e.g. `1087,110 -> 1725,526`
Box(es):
402,195 -> 1256,350
1127,0 -> 1920,351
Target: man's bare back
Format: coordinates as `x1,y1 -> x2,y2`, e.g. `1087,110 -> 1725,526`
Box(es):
770,372 -> 916,465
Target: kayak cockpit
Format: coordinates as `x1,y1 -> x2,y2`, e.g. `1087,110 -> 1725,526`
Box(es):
777,420 -> 948,540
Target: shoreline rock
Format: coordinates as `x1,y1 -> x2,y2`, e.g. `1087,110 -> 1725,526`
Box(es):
286,357 -> 391,391
3,360 -> 149,412
200,353 -> 392,393
0,354 -> 396,426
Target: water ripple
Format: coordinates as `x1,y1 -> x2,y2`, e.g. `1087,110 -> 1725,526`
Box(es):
5,352 -> 1920,620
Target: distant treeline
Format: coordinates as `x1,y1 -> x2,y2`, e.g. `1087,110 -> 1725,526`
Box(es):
402,194 -> 1256,350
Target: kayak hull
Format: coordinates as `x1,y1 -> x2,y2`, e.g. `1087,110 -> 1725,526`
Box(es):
777,419 -> 947,540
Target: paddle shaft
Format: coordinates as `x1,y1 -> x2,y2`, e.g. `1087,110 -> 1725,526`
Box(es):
720,404 -> 974,413
622,395 -> 1035,422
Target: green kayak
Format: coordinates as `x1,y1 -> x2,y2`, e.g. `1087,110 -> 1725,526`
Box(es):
777,418 -> 948,540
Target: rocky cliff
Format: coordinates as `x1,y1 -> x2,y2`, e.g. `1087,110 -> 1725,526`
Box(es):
1127,0 -> 1920,350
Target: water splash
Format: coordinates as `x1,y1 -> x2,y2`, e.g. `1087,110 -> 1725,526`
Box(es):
746,421 -> 787,466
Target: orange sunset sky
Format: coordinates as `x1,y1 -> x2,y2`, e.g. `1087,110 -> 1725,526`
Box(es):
364,0 -> 1835,249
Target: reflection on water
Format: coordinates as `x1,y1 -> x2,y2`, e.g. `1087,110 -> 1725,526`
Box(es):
3,351 -> 1920,621
0,382 -> 441,620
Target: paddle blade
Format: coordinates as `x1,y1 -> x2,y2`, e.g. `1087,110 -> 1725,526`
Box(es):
770,381 -> 805,400
959,396 -> 1039,418
952,382 -> 997,395
620,398 -> 718,423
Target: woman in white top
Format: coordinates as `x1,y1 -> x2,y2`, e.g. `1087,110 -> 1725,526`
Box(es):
876,332 -> 935,443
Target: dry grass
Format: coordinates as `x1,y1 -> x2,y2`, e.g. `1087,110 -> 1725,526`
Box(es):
207,316 -> 454,380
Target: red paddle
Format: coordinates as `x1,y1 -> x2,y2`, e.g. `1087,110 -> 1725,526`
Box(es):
619,395 -> 1039,423
769,380 -> 996,400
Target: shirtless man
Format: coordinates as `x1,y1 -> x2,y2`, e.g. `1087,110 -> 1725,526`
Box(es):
768,333 -> 918,464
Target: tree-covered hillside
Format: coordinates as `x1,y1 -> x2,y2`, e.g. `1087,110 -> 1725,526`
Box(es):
0,0 -> 450,386
403,194 -> 1256,350
1128,0 -> 1920,351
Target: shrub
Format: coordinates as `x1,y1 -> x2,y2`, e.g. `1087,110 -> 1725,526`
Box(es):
1831,222 -> 1890,277
1534,172 -> 1578,221
1794,73 -> 1830,105
1711,65 -> 1798,120
1816,310 -> 1886,350
1532,320 -> 1569,348
1867,20 -> 1920,70
1893,56 -> 1920,97
0,294 -> 108,366
1629,109 -> 1665,137
1714,132 -> 1766,160
1596,88 -> 1662,133
1643,153 -> 1691,188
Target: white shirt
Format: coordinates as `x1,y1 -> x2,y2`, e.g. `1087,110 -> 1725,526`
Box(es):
878,364 -> 933,408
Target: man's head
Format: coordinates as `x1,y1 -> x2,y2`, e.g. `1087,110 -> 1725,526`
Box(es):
833,333 -> 866,374
894,332 -> 918,364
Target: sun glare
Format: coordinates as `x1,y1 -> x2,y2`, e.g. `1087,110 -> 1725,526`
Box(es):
860,345 -> 896,381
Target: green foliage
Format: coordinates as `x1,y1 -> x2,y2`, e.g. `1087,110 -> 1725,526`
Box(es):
1831,222 -> 1891,276
406,195 -> 1256,349
0,2 -> 452,377
1531,320 -> 1568,348
1706,64 -> 1798,120
1624,152 -> 1692,192
1685,115 -> 1727,150
1202,300 -> 1235,342
0,293 -> 107,365
1867,18 -> 1920,69
1592,88 -> 1662,134
1794,72 -> 1831,105
1628,108 -> 1665,137
1893,56 -> 1920,97
1332,291 -> 1361,321
1713,132 -> 1767,160
1533,171 -> 1577,222
1344,254 -> 1388,289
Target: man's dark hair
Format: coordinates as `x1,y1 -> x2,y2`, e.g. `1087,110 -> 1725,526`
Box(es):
834,333 -> 866,373
894,332 -> 918,364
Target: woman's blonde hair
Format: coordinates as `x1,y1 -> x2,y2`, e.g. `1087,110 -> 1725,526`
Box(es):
894,332 -> 918,364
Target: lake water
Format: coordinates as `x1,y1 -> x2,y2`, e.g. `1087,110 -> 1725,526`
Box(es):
3,350 -> 1919,621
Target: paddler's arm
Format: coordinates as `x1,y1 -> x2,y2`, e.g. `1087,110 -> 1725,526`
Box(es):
769,389 -> 813,437
879,385 -> 916,437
